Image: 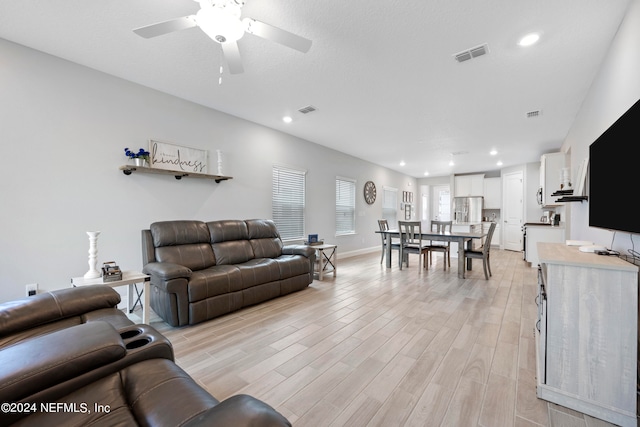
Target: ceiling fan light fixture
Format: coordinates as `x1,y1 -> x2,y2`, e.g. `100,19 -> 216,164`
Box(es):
196,7 -> 245,43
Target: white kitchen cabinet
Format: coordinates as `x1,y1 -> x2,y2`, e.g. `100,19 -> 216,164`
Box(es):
536,243 -> 638,427
525,225 -> 564,267
454,174 -> 485,197
483,177 -> 501,209
539,153 -> 566,207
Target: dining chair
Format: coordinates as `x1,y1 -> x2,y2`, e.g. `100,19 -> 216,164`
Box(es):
426,220 -> 452,270
398,221 -> 430,272
463,222 -> 497,279
377,219 -> 401,264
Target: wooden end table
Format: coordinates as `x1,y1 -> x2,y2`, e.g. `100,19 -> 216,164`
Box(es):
71,271 -> 151,324
311,244 -> 337,280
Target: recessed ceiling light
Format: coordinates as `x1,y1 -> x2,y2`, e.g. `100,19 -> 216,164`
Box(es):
497,161 -> 503,166
399,161 -> 406,166
282,116 -> 293,123
423,171 -> 429,176
490,149 -> 498,156
449,160 -> 454,166
518,32 -> 540,47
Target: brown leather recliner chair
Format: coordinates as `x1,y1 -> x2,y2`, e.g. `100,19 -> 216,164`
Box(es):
0,286 -> 291,426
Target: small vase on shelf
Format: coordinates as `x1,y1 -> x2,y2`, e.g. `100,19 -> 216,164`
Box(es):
134,158 -> 146,167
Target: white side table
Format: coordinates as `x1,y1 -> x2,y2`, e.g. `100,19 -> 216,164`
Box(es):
71,271 -> 151,324
311,244 -> 337,280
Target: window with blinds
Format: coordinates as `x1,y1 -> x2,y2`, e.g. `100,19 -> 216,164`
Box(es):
382,187 -> 398,226
272,166 -> 306,240
336,177 -> 356,235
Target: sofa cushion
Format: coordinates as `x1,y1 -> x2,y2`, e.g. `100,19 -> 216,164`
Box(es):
208,220 -> 249,243
188,265 -> 243,301
10,359 -> 220,427
246,219 -> 284,259
151,221 -> 215,271
235,259 -> 281,288
273,255 -> 311,280
211,240 -> 254,265
0,322 -> 125,404
0,286 -> 122,339
207,220 -> 253,265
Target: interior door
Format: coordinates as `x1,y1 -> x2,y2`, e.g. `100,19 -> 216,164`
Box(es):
503,170 -> 523,251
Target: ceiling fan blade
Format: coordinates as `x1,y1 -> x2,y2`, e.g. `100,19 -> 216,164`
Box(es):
243,18 -> 312,53
133,16 -> 197,39
221,41 -> 244,74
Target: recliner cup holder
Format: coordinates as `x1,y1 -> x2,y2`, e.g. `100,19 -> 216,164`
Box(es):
120,329 -> 143,340
125,337 -> 151,350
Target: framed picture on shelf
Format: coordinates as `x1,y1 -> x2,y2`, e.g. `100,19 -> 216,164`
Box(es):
149,140 -> 208,174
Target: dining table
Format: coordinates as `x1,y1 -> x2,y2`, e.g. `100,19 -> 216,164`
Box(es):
376,228 -> 487,278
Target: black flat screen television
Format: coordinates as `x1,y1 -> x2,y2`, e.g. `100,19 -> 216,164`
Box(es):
589,97 -> 640,234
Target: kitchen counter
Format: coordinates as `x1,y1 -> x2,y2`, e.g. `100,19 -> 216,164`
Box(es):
524,222 -> 564,228
538,242 -> 637,271
525,225 -> 565,267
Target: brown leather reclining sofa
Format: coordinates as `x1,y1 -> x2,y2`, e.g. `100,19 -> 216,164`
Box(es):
0,286 -> 290,426
142,219 -> 316,327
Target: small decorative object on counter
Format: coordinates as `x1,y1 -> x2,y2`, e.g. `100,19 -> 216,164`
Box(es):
102,261 -> 123,282
124,147 -> 150,167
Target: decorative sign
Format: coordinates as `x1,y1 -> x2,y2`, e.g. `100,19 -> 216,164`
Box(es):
149,140 -> 208,173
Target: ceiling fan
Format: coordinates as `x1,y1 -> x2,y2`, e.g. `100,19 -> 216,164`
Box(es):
133,0 -> 312,74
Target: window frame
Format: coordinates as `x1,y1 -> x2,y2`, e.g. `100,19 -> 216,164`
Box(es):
335,176 -> 356,236
272,165 -> 306,241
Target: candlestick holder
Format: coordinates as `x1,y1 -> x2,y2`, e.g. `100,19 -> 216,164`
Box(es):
84,231 -> 101,279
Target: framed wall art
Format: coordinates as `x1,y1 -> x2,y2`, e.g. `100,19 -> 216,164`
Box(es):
149,140 -> 208,174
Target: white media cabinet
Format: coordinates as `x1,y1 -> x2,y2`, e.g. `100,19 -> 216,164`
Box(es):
536,243 -> 639,426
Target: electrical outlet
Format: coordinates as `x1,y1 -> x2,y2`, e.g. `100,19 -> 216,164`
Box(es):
26,283 -> 38,297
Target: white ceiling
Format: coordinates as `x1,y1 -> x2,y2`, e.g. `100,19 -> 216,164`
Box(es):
0,0 -> 631,177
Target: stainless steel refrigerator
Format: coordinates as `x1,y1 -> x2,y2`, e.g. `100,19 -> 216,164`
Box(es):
453,196 -> 484,223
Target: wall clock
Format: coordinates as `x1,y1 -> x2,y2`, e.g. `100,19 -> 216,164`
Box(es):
364,181 -> 376,204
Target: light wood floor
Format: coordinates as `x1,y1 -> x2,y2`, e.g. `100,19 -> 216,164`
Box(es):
146,249 -> 620,427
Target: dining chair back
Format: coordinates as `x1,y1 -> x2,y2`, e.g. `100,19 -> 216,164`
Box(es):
463,222 -> 497,279
427,220 -> 452,270
377,219 -> 401,264
398,221 -> 430,272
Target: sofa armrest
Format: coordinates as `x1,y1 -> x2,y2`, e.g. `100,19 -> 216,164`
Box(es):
143,262 -> 192,281
183,394 -> 291,427
0,286 -> 121,338
282,244 -> 316,259
0,322 -> 125,403
282,245 -> 316,274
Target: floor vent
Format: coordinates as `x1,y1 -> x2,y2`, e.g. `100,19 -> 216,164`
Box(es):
454,44 -> 489,63
298,105 -> 317,114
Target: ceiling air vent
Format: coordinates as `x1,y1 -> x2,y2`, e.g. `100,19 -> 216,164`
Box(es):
454,44 -> 489,63
526,110 -> 542,118
297,105 -> 317,114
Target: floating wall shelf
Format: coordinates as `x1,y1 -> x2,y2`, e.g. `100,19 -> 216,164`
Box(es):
555,196 -> 588,202
551,190 -> 587,203
119,165 -> 232,183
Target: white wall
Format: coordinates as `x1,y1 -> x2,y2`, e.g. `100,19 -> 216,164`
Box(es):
562,0 -> 640,252
0,39 -> 415,302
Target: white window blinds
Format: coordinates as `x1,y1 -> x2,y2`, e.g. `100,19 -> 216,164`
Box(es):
382,187 -> 398,226
336,177 -> 356,235
272,166 -> 306,240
